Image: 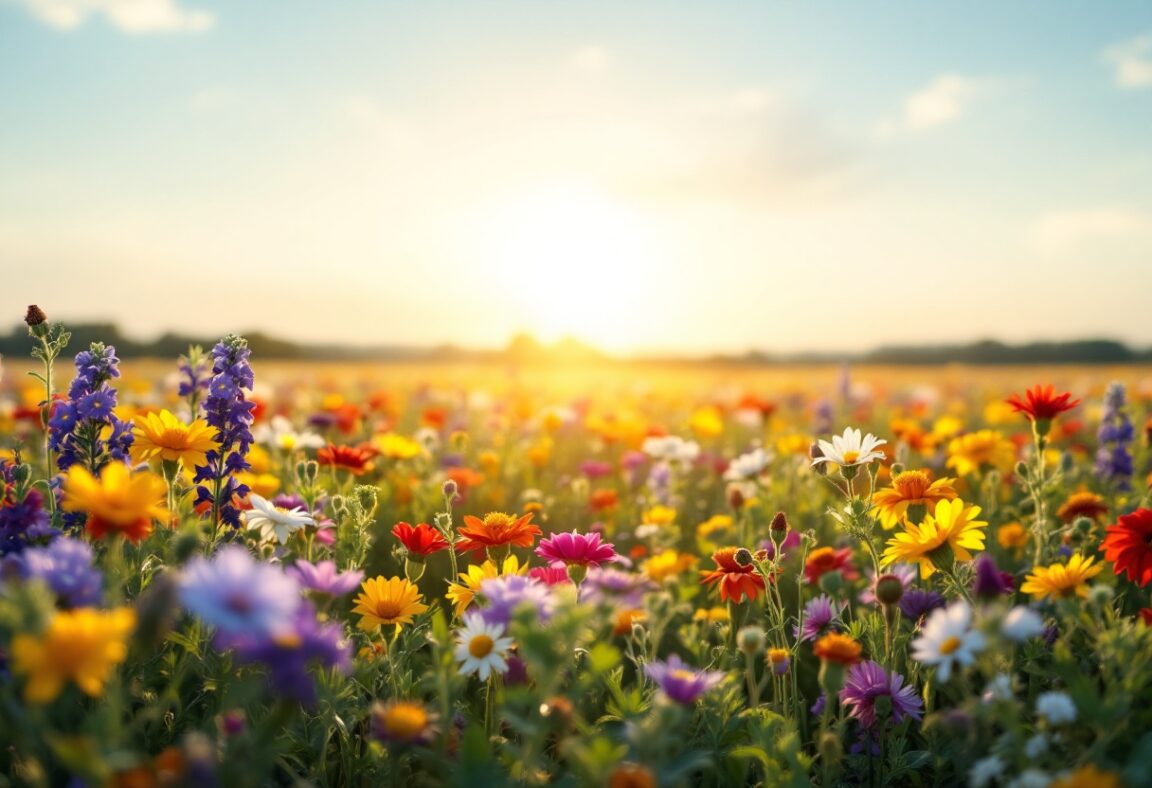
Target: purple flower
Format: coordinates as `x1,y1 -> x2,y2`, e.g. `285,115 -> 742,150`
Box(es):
193,335 -> 256,529
75,389 -> 115,420
899,588 -> 945,624
535,530 -> 618,567
478,575 -> 554,627
1095,382 -> 1134,490
228,601 -> 351,704
810,692 -> 827,716
859,564 -> 916,605
50,343 -> 133,482
971,554 -> 1014,600
13,537 -> 102,607
796,594 -> 842,642
580,460 -> 614,479
645,654 -> 725,704
581,567 -> 655,608
179,545 -> 300,640
0,463 -> 57,556
839,660 -> 923,729
288,560 -> 364,597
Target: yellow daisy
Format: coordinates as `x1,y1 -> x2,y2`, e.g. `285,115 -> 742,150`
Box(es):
882,498 -> 987,579
1021,554 -> 1102,601
10,607 -> 136,703
946,430 -> 1016,476
871,470 -> 958,529
445,555 -> 525,617
352,576 -> 429,632
130,409 -> 219,469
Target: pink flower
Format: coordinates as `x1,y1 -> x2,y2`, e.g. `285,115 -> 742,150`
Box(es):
535,530 -> 618,567
529,567 -> 572,586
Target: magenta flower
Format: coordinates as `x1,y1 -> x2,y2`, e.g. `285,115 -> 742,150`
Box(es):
535,530 -> 618,567
645,654 -> 725,704
288,559 -> 364,597
529,566 -> 572,586
839,660 -> 923,729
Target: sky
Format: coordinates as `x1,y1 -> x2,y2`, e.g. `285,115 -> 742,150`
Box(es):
2,0 -> 1152,355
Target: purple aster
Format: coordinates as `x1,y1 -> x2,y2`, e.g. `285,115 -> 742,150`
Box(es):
74,388 -> 116,420
839,660 -> 923,729
14,537 -> 103,608
796,594 -> 842,642
477,575 -> 554,627
288,560 -> 364,597
179,545 -> 301,641
645,654 -> 725,705
971,554 -> 1015,600
528,566 -> 572,586
535,530 -> 618,567
899,588 -> 946,624
228,601 -> 351,705
859,564 -> 916,605
193,335 -> 256,530
581,567 -> 655,608
0,463 -> 57,556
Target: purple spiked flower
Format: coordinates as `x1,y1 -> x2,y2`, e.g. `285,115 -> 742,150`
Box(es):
536,530 -> 618,568
0,462 -> 57,556
50,343 -> 133,486
645,654 -> 726,704
1095,382 -> 1134,490
839,660 -> 923,729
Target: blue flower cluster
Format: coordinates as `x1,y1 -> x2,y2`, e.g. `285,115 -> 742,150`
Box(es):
193,335 -> 256,529
1095,382 -> 1135,490
8,537 -> 103,607
47,343 -> 133,474
0,461 -> 57,556
178,348 -> 211,408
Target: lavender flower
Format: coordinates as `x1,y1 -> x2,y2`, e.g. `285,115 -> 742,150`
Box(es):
193,335 -> 256,530
839,660 -> 923,729
796,594 -> 842,642
288,560 -> 364,597
581,567 -> 655,608
49,343 -> 133,479
1095,382 -> 1134,490
13,537 -> 102,607
971,554 -> 1014,600
899,588 -> 946,624
644,654 -> 725,704
179,545 -> 300,640
477,575 -> 554,627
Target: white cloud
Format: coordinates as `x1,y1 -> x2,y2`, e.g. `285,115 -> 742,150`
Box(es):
20,0 -> 214,33
878,73 -> 982,137
1028,207 -> 1152,252
569,45 -> 613,74
1102,35 -> 1152,89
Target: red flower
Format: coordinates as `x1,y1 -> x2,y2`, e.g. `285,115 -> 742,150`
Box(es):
1101,508 -> 1152,588
589,489 -> 619,512
804,546 -> 860,585
392,522 -> 450,556
1006,385 -> 1081,424
317,444 -> 375,475
1140,608 -> 1152,627
700,547 -> 765,603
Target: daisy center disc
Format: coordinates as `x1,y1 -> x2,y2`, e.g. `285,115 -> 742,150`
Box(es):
939,635 -> 962,655
469,634 -> 495,658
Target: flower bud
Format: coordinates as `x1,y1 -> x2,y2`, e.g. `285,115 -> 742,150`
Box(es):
733,548 -> 754,567
737,626 -> 766,656
875,574 -> 905,606
442,479 -> 459,500
767,647 -> 790,675
726,483 -> 746,510
11,463 -> 31,485
818,570 -> 844,596
770,511 -> 789,533
24,305 -> 47,326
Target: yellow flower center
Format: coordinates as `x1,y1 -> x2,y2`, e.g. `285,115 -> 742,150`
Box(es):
373,600 -> 404,621
156,426 -> 192,449
939,635 -> 962,655
671,668 -> 697,682
841,450 -> 860,464
382,704 -> 429,739
469,634 -> 494,658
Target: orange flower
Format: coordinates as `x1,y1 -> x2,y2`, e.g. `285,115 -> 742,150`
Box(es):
392,522 -> 450,556
700,547 -> 765,603
589,489 -> 619,512
455,512 -> 541,553
317,444 -> 375,475
871,470 -> 958,529
1056,491 -> 1108,523
813,632 -> 862,665
804,546 -> 859,585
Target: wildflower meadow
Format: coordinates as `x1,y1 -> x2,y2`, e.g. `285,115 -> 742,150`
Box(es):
1,306 -> 1150,787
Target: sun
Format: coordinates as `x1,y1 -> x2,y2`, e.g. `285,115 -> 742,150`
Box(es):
476,182 -> 669,352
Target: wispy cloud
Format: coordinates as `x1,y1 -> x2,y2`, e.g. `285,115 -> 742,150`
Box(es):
877,73 -> 983,137
1028,207 -> 1152,252
1102,35 -> 1152,89
19,0 -> 214,33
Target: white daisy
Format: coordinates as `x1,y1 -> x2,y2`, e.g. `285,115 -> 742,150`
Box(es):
1001,606 -> 1044,642
244,493 -> 316,545
811,427 -> 887,469
454,612 -> 514,680
641,435 -> 700,464
253,415 -> 324,452
723,447 -> 773,481
1035,691 -> 1077,725
911,600 -> 986,682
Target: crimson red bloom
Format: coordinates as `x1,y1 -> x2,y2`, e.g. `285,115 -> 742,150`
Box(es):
700,547 -> 765,603
1140,608 -> 1152,627
392,522 -> 450,556
317,444 -> 375,476
1101,508 -> 1152,588
1006,385 -> 1081,423
804,546 -> 860,585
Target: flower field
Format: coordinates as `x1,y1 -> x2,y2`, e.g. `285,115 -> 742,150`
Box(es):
2,311 -> 1152,787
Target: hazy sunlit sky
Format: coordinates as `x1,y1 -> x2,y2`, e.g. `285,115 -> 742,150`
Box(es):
3,1 -> 1152,354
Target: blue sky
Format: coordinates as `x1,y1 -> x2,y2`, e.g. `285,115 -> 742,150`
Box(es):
2,1 -> 1151,353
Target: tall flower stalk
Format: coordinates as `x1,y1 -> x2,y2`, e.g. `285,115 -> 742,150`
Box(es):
1095,382 -> 1134,492
23,306 -> 70,509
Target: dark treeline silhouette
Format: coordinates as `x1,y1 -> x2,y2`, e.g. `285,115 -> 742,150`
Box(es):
0,323 -> 1149,366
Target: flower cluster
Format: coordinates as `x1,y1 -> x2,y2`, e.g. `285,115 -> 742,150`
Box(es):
193,335 -> 256,529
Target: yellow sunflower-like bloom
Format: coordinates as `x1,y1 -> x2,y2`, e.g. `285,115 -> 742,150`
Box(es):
10,607 -> 136,703
882,498 -> 987,579
130,409 -> 219,469
946,430 -> 1016,476
61,463 -> 168,543
1021,553 -> 1102,601
871,470 -> 958,529
352,577 -> 429,632
445,555 -> 525,616
641,549 -> 697,583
